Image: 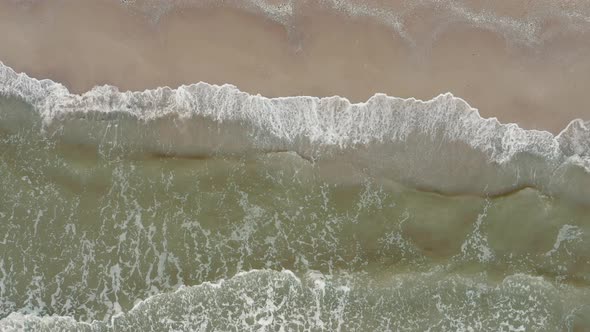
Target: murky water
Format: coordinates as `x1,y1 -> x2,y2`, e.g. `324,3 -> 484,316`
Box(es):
1,92 -> 589,330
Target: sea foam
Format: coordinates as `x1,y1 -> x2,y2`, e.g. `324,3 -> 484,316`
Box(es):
0,269 -> 587,331
0,61 -> 589,202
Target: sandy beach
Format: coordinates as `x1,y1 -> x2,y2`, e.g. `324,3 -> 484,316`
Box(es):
0,0 -> 589,133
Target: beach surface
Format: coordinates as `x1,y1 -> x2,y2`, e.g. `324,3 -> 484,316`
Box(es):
0,0 -> 589,133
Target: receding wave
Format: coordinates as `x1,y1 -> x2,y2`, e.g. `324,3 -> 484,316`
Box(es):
0,61 -> 588,202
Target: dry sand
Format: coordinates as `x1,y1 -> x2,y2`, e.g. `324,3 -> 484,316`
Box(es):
0,0 -> 589,133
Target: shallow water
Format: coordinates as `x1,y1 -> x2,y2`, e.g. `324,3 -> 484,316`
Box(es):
0,63 -> 589,330
1,1 -> 590,329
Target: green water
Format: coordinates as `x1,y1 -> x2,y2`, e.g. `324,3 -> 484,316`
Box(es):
0,96 -> 589,331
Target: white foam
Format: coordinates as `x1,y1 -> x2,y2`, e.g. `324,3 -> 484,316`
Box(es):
1,61 -> 589,202
460,201 -> 495,263
545,224 -> 584,257
1,61 -> 587,153
1,269 -> 587,331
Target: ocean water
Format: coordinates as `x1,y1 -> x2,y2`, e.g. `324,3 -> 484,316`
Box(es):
0,58 -> 589,331
2,0 -> 590,328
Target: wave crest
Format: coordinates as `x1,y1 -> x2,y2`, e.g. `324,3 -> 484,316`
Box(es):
0,61 -> 589,201
1,269 -> 588,331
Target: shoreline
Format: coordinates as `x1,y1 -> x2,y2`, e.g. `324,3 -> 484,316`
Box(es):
1,0 -> 590,133
2,60 -> 587,138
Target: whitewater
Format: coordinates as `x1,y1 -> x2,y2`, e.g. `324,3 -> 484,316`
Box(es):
1,59 -> 589,330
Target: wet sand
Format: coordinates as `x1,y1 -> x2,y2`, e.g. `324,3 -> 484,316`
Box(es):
0,0 -> 589,133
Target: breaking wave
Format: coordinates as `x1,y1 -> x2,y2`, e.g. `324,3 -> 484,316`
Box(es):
1,269 -> 589,331
0,62 -> 588,202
